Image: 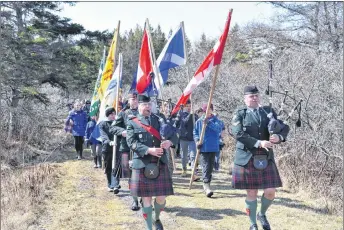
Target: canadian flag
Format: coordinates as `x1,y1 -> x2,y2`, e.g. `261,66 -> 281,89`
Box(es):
136,28 -> 154,94
171,11 -> 233,115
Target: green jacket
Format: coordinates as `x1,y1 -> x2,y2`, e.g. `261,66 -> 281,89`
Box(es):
110,108 -> 139,152
231,106 -> 289,166
126,113 -> 170,169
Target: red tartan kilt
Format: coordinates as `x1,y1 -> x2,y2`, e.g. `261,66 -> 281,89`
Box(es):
129,163 -> 174,197
232,154 -> 282,189
120,152 -> 130,178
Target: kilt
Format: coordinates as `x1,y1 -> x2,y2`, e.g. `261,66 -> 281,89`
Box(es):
113,152 -> 131,179
129,162 -> 174,197
232,152 -> 282,189
120,152 -> 130,178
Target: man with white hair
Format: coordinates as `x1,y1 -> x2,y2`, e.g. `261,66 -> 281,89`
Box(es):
126,93 -> 175,230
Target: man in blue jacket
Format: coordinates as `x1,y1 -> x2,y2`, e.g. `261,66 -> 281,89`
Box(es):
194,103 -> 222,197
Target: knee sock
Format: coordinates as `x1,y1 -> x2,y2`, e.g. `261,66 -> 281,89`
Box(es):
142,206 -> 153,230
260,193 -> 273,215
245,199 -> 257,225
154,199 -> 166,221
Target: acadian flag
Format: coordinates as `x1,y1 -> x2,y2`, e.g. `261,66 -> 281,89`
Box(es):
135,27 -> 154,94
171,11 -> 233,115
98,28 -> 119,102
98,53 -> 123,123
89,47 -> 106,117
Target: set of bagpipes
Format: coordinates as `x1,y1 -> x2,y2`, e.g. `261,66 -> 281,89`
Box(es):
228,59 -> 303,136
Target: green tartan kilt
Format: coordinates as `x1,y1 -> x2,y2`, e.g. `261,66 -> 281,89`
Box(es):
129,163 -> 174,197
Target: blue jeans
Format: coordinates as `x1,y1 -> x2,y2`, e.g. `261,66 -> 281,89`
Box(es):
214,151 -> 221,170
180,140 -> 196,170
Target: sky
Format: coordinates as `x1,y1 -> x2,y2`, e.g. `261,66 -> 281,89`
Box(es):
59,2 -> 278,42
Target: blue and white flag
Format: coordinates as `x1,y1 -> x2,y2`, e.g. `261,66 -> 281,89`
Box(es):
154,24 -> 186,94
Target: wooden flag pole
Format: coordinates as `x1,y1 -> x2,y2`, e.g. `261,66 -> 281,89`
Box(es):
112,20 -> 121,172
189,64 -> 221,190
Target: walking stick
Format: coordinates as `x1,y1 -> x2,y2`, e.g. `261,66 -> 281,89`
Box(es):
189,65 -> 221,189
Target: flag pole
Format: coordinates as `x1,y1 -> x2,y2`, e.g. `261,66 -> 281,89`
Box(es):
189,64 -> 221,189
145,18 -> 165,101
188,9 -> 232,189
112,20 -> 121,172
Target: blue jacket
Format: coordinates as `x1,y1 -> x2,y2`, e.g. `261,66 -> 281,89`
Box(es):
65,110 -> 88,136
85,120 -> 101,145
193,115 -> 222,153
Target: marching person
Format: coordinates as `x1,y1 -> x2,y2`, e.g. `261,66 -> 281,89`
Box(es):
179,100 -> 198,178
126,94 -> 175,230
110,92 -> 140,209
65,100 -> 88,160
231,85 -> 289,230
85,115 -> 102,168
194,103 -> 222,198
99,106 -> 120,192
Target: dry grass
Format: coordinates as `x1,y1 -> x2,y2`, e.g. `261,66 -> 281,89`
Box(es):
27,148 -> 343,230
1,164 -> 59,230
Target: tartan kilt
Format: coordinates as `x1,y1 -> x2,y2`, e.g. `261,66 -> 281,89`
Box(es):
232,151 -> 282,189
129,162 -> 174,197
120,152 -> 130,178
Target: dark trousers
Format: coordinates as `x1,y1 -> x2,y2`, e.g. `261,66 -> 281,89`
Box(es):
74,136 -> 84,156
104,152 -> 116,189
200,152 -> 216,183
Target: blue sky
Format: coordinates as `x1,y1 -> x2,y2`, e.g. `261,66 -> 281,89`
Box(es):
59,2 -> 278,42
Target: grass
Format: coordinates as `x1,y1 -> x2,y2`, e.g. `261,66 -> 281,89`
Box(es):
9,148 -> 344,230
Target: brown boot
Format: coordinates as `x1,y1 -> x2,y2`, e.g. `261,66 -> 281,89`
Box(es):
203,183 -> 213,198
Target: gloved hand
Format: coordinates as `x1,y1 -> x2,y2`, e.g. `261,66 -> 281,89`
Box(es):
109,141 -> 115,146
196,141 -> 203,149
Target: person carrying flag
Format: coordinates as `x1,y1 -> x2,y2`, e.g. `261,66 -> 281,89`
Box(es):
110,92 -> 141,210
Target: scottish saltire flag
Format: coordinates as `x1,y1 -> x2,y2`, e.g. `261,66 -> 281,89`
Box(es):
89,47 -> 106,117
171,11 -> 233,115
136,28 -> 154,94
98,53 -> 123,123
153,24 -> 186,94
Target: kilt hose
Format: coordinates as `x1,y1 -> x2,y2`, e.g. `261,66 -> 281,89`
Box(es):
129,162 -> 174,197
112,152 -> 131,179
232,150 -> 282,189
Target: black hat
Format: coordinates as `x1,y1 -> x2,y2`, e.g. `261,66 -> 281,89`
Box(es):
105,106 -> 116,117
138,94 -> 150,103
244,85 -> 259,95
85,100 -> 91,104
186,99 -> 191,105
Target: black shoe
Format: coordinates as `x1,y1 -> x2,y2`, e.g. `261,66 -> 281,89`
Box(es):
131,201 -> 140,211
249,224 -> 258,230
113,185 -> 121,194
153,220 -> 164,230
257,213 -> 271,230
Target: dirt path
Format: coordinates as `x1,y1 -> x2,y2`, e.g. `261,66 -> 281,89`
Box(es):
34,148 -> 343,230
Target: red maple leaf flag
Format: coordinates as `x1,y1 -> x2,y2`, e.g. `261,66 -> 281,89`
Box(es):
171,10 -> 233,115
136,28 -> 154,93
